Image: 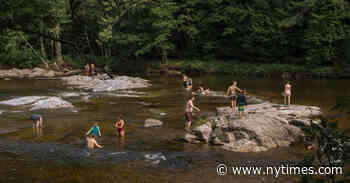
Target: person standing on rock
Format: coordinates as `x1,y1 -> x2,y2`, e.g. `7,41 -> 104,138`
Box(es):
185,96 -> 200,130
282,81 -> 292,105
236,90 -> 248,119
86,122 -> 102,137
226,81 -> 242,114
30,114 -> 43,129
114,116 -> 125,137
183,74 -> 193,90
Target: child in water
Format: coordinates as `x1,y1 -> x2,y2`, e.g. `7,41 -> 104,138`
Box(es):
236,90 -> 248,119
86,122 -> 102,137
86,134 -> 103,152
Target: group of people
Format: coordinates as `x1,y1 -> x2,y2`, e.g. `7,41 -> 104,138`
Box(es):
182,74 -> 292,129
29,74 -> 292,151
30,114 -> 126,151
84,117 -> 125,151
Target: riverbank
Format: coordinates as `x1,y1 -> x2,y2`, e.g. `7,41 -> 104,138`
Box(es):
110,60 -> 350,79
1,60 -> 350,79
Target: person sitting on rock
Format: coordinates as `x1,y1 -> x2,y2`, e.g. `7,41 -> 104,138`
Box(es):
114,116 -> 125,137
183,74 -> 193,90
30,114 -> 43,129
198,86 -> 210,95
236,90 -> 248,119
86,134 -> 102,152
86,122 -> 102,137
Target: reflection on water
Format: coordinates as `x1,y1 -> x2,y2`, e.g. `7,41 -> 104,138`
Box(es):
0,76 -> 349,183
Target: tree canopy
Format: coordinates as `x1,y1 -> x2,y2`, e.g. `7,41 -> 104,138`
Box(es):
1,0 -> 350,68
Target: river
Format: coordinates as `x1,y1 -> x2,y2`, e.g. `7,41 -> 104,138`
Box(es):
0,75 -> 348,183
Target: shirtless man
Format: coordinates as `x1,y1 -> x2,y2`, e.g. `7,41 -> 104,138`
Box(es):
185,96 -> 200,130
226,81 -> 242,114
86,134 -> 103,152
283,81 -> 292,105
114,116 -> 125,137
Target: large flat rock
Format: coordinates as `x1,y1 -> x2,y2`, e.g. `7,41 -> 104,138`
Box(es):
187,102 -> 321,152
61,75 -> 150,92
0,96 -> 74,111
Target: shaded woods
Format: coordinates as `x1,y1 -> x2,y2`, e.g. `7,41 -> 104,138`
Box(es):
1,0 -> 350,74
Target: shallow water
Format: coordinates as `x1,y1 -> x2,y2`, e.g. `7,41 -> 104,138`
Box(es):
0,75 -> 349,182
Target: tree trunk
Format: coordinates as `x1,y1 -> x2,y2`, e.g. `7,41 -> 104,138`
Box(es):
55,23 -> 64,66
40,18 -> 46,58
161,49 -> 168,64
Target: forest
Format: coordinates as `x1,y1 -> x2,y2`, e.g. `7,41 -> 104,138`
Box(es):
1,0 -> 350,74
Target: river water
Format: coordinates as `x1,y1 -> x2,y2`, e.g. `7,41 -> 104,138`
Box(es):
0,75 -> 349,183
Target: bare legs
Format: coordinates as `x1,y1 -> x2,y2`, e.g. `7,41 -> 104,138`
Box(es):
231,100 -> 236,114
284,95 -> 291,105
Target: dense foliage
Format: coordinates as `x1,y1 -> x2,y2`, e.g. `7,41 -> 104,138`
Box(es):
1,0 -> 350,69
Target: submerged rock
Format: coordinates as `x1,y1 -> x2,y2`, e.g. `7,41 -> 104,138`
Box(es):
61,75 -> 150,92
144,119 -> 163,128
186,102 -> 321,152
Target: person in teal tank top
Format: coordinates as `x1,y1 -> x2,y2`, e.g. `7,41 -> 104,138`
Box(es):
86,122 -> 102,137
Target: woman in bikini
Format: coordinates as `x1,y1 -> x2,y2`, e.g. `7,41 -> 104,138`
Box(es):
114,116 -> 125,137
226,81 -> 242,114
283,81 -> 292,105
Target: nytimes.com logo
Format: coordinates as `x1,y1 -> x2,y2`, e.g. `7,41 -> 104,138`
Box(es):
216,163 -> 343,177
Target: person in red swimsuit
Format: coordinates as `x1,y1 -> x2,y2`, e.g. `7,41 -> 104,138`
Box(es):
114,116 -> 125,137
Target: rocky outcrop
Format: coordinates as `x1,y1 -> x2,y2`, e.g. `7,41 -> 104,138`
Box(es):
30,97 -> 74,111
0,96 -> 74,111
186,102 -> 321,152
61,74 -> 150,92
0,68 -> 81,78
144,119 -> 163,128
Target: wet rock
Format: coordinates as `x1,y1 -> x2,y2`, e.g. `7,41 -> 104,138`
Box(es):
144,119 -> 163,128
59,92 -> 88,98
192,122 -> 212,143
0,96 -> 47,106
183,133 -> 198,143
61,75 -> 150,92
30,97 -> 74,111
187,102 -> 321,152
211,137 -> 224,146
0,96 -> 74,111
0,68 -> 78,78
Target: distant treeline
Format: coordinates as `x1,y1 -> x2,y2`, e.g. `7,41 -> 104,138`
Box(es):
1,0 -> 350,69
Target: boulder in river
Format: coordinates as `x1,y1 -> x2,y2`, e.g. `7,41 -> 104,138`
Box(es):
0,96 -> 74,111
186,102 -> 321,152
61,75 -> 150,92
30,97 -> 74,111
144,119 -> 163,128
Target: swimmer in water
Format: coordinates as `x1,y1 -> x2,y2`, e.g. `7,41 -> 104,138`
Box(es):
114,116 -> 125,137
198,86 -> 210,95
86,134 -> 102,152
226,81 -> 242,114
